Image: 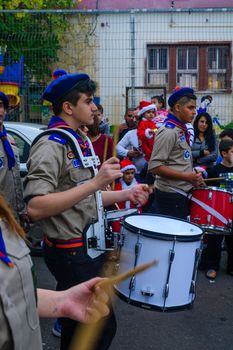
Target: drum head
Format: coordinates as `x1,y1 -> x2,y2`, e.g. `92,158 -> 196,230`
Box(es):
123,214 -> 203,241
106,208 -> 138,221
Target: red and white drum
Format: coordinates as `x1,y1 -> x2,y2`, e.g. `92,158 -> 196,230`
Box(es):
190,187 -> 233,234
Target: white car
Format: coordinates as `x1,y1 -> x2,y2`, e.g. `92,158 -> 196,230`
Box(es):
4,121 -> 47,176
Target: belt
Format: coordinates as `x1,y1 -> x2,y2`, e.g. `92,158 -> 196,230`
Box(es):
44,235 -> 83,249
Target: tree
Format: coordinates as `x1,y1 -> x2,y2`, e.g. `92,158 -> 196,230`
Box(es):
0,1 -> 78,79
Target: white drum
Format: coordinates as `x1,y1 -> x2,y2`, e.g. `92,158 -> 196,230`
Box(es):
115,214 -> 203,311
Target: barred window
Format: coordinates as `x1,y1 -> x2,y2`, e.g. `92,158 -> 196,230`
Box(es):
147,43 -> 231,92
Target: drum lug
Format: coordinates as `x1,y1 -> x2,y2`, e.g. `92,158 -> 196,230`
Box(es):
231,196 -> 233,204
190,280 -> 195,294
141,288 -> 154,297
164,284 -> 169,299
208,191 -> 213,200
129,276 -> 136,291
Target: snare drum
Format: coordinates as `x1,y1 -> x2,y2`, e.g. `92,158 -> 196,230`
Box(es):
114,214 -> 203,311
105,208 -> 138,249
106,208 -> 138,234
190,187 -> 233,234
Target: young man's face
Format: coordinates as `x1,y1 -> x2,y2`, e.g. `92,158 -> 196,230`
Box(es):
123,169 -> 135,185
223,146 -> 233,165
175,100 -> 197,124
125,110 -> 136,127
71,93 -> 97,126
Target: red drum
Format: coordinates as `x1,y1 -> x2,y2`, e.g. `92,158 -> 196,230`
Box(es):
190,187 -> 233,234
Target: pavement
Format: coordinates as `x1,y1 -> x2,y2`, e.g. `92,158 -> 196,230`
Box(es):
34,249 -> 233,350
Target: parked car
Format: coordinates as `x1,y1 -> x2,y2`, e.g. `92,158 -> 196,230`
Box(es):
4,121 -> 47,177
5,122 -> 47,256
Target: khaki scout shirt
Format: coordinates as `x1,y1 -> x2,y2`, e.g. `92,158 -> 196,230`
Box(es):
0,134 -> 26,219
0,219 -> 42,350
24,133 -> 97,240
148,124 -> 193,193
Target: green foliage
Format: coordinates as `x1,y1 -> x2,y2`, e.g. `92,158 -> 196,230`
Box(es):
0,1 -> 77,79
224,121 -> 233,130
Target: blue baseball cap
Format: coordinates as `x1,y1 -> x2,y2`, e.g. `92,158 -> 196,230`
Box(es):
168,87 -> 195,108
42,73 -> 90,104
0,92 -> 9,109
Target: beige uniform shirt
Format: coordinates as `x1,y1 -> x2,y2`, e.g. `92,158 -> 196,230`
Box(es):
0,220 -> 42,350
24,133 -> 97,240
0,134 -> 26,219
148,124 -> 193,193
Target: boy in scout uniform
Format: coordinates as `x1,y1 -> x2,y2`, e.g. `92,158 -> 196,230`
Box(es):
0,194 -> 110,350
0,92 -> 29,229
148,87 -> 203,219
24,73 -> 149,350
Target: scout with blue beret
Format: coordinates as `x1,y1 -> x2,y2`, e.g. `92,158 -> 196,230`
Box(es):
24,72 -> 149,349
148,86 -> 204,219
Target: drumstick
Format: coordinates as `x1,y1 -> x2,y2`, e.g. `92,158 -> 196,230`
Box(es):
96,259 -> 159,288
111,125 -> 120,191
204,177 -> 226,182
70,259 -> 158,350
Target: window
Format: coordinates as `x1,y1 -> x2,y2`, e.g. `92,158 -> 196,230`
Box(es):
147,43 -> 231,91
177,47 -> 198,89
147,47 -> 168,85
207,47 -> 229,89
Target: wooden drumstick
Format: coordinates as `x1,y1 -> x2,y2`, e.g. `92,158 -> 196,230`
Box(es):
204,177 -> 226,182
96,259 -> 159,289
70,259 -> 159,350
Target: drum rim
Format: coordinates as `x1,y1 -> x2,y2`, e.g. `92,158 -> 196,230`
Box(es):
193,187 -> 233,193
106,208 -> 138,221
114,287 -> 194,312
122,214 -> 203,242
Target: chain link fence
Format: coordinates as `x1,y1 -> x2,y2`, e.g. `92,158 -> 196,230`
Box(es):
0,8 -> 232,127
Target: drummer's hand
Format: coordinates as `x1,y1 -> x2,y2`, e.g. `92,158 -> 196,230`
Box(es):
128,184 -> 151,206
186,172 -> 204,187
93,157 -> 122,190
59,277 -> 110,324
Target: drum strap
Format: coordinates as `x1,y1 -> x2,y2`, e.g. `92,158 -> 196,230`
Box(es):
169,186 -> 228,225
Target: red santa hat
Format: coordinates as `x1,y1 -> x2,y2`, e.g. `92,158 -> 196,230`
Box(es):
138,100 -> 156,116
120,159 -> 136,173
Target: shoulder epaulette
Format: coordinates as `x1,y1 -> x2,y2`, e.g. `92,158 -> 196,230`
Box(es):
164,122 -> 175,129
48,134 -> 67,145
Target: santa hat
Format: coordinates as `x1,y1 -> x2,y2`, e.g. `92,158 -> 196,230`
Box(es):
138,101 -> 156,116
120,159 -> 136,173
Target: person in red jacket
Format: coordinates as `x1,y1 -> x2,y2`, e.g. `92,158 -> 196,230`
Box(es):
137,101 -> 157,161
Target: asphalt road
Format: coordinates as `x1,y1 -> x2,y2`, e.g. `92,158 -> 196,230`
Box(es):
34,250 -> 233,350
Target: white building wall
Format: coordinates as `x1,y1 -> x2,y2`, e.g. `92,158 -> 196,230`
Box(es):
94,10 -> 233,125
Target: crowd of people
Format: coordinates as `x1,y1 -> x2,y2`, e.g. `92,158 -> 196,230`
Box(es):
0,71 -> 233,350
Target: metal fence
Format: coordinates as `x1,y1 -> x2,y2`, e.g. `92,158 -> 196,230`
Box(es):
0,8 -> 233,127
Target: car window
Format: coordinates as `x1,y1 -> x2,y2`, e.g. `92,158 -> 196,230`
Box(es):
7,131 -> 30,163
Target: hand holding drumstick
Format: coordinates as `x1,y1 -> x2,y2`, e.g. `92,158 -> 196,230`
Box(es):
69,259 -> 159,350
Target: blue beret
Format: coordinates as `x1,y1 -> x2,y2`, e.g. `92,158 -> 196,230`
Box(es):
42,73 -> 90,104
168,87 -> 195,108
0,92 -> 9,109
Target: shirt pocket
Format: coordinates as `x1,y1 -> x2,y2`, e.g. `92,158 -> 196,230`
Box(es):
69,167 -> 92,186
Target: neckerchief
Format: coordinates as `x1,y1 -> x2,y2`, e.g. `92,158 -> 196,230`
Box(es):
165,113 -> 190,146
0,227 -> 14,268
48,116 -> 92,157
0,126 -> 15,169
